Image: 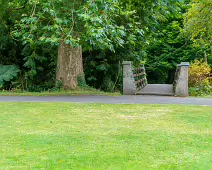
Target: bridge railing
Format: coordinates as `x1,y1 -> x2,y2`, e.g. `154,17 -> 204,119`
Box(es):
173,64 -> 181,94
122,61 -> 147,95
132,66 -> 147,91
173,62 -> 190,97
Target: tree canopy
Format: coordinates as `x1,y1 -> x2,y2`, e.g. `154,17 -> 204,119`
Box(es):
13,0 -> 142,51
0,0 -> 211,91
184,0 -> 212,46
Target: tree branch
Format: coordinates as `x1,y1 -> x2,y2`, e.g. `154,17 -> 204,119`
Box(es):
12,0 -> 29,11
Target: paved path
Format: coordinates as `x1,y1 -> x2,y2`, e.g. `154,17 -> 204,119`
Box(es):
138,84 -> 174,96
0,95 -> 212,106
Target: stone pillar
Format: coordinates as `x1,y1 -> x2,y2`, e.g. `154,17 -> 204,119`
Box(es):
175,62 -> 190,97
122,61 -> 136,95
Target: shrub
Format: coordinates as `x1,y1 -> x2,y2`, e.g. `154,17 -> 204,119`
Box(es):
188,59 -> 212,96
189,81 -> 212,96
0,65 -> 20,87
189,59 -> 211,87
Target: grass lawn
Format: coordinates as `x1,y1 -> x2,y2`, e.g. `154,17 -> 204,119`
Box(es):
0,103 -> 212,169
0,88 -> 121,96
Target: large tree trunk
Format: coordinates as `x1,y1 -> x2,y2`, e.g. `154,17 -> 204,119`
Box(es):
56,41 -> 84,89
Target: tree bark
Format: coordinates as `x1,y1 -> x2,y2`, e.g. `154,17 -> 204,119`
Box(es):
56,41 -> 84,89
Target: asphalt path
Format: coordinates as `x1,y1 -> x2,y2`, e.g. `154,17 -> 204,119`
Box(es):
0,95 -> 212,106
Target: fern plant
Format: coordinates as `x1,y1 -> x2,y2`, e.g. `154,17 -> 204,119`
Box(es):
0,65 -> 20,87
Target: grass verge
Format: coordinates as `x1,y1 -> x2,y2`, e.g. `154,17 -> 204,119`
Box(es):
0,103 -> 211,169
0,88 -> 121,96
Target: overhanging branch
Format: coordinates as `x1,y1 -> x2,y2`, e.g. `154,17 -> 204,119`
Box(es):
11,0 -> 29,11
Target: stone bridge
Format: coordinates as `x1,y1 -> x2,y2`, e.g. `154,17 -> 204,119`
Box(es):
122,61 -> 190,97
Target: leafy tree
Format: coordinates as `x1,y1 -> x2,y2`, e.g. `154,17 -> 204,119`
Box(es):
184,0 -> 212,62
2,0 -> 209,92
12,0 -> 142,89
144,0 -> 208,84
184,0 -> 212,46
0,1 -> 56,91
121,0 -> 182,43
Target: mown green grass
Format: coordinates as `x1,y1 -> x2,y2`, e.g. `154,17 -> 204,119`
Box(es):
0,88 -> 121,96
0,103 -> 212,169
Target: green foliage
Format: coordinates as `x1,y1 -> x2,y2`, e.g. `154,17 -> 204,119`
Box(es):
1,0 -> 211,93
13,0 -> 142,52
77,74 -> 88,88
184,0 -> 212,47
121,0 -> 182,44
0,65 -> 20,87
143,1 -> 210,84
188,59 -> 212,96
183,0 -> 212,64
189,83 -> 212,97
0,23 -> 24,66
84,50 -> 125,92
189,59 -> 211,87
9,0 -> 143,92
